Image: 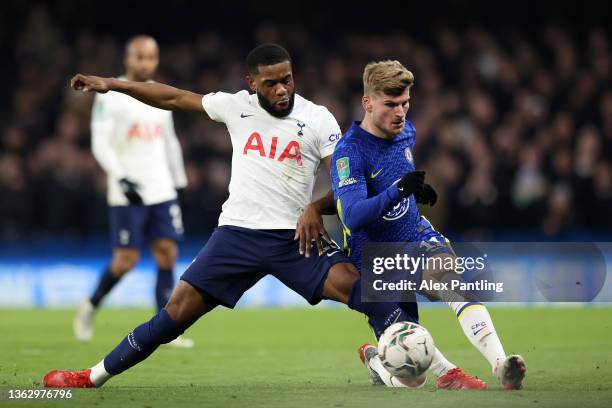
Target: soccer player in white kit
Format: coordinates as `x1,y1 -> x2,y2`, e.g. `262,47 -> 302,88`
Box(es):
45,44 -> 472,389
73,35 -> 193,348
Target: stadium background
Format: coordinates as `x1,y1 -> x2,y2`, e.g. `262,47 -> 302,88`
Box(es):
0,0 -> 611,308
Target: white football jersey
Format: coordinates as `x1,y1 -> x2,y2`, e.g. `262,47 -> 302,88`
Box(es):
91,78 -> 187,206
202,90 -> 342,229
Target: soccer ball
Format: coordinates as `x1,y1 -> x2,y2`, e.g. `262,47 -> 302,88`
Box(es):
378,322 -> 435,379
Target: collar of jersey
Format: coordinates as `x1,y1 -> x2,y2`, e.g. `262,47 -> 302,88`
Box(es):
350,121 -> 409,143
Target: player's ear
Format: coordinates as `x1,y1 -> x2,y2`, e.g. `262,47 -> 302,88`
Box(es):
246,74 -> 257,92
362,95 -> 372,113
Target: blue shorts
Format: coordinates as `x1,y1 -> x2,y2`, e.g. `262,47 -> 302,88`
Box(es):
180,225 -> 349,308
109,199 -> 184,248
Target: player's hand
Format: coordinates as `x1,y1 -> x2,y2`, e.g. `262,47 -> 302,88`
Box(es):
415,183 -> 438,206
119,178 -> 143,205
70,74 -> 111,93
397,170 -> 425,199
295,203 -> 332,258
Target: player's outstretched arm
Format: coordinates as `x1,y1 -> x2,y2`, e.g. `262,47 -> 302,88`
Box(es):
70,74 -> 207,116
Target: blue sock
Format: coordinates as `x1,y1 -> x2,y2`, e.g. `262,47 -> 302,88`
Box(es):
90,267 -> 120,308
103,309 -> 183,375
155,268 -> 174,312
348,279 -> 419,339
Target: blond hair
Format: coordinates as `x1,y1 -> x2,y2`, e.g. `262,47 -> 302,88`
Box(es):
363,60 -> 414,96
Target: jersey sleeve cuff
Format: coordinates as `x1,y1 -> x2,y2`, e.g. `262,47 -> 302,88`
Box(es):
387,183 -> 401,202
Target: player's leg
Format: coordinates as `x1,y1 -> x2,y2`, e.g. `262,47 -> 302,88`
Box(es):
311,244 -> 484,389
46,226 -> 265,388
268,236 -> 443,388
151,238 -> 178,311
329,266 -> 487,387
358,343 -> 427,388
147,200 -> 184,312
88,280 -> 213,386
46,280 -> 215,388
91,226 -> 266,384
74,205 -> 146,341
147,200 -> 194,347
417,217 -> 525,389
150,238 -> 194,348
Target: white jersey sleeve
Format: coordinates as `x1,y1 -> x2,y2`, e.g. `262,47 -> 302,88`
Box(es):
201,92 -> 237,123
91,93 -> 126,180
163,114 -> 188,188
315,107 -> 342,158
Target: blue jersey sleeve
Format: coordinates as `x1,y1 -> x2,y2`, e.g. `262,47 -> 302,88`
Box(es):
331,143 -> 401,232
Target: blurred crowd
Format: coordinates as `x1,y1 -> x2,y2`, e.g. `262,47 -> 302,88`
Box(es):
1,5 -> 611,241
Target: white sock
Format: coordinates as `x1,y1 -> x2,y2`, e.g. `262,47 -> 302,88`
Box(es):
89,360 -> 112,386
368,355 -> 395,387
448,302 -> 506,372
369,355 -> 426,388
428,347 -> 456,377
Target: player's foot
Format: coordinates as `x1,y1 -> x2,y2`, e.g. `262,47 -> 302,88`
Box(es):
358,343 -> 384,385
436,368 -> 487,390
44,369 -> 95,388
73,300 -> 95,342
166,335 -> 195,349
495,354 -> 526,390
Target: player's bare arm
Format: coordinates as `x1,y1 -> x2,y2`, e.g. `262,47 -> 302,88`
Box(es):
70,74 -> 207,117
295,156 -> 336,257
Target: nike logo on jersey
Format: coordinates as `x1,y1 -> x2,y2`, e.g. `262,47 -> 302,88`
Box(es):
370,168 -> 383,178
240,113 -> 254,118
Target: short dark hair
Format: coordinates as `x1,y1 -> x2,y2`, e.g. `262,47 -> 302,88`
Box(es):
246,44 -> 292,75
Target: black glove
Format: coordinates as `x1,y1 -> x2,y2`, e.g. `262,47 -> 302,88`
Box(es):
119,178 -> 143,205
397,170 -> 425,199
415,183 -> 438,206
176,187 -> 187,209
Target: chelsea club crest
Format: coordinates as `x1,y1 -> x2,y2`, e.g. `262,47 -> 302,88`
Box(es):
404,147 -> 413,164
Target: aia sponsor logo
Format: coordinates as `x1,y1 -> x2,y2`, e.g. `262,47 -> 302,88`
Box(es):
243,132 -> 302,166
128,123 -> 162,140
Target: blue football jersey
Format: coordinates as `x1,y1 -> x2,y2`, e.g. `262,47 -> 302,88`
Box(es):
330,121 -> 421,270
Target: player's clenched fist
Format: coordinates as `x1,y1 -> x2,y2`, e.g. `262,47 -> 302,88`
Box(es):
414,183 -> 438,206
70,74 -> 111,93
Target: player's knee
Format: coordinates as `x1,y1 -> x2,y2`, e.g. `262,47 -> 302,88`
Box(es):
323,262 -> 360,302
111,250 -> 140,276
153,240 -> 178,268
164,281 -> 211,330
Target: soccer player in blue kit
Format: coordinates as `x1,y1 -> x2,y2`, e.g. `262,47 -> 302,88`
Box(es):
331,60 -> 526,390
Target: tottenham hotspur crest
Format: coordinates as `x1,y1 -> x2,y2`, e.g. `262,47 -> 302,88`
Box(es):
404,147 -> 413,164
297,121 -> 306,137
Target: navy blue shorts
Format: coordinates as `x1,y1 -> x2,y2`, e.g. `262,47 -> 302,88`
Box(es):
180,225 -> 349,308
109,199 -> 184,248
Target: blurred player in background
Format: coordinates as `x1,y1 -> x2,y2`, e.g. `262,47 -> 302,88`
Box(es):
331,60 -> 525,389
73,35 -> 193,348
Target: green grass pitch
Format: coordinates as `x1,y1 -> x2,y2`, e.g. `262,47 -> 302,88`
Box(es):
1,307 -> 611,408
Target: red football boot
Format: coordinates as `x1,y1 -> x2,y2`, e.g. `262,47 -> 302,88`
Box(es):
436,368 -> 487,390
44,369 -> 95,388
